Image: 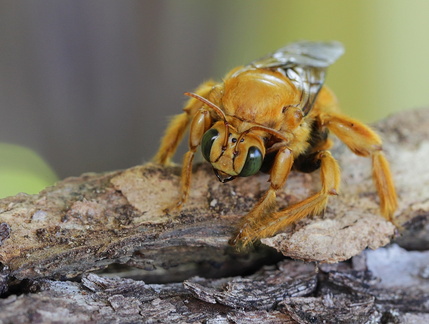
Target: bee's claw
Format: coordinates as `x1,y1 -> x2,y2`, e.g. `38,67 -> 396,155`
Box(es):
163,200 -> 184,214
228,223 -> 257,249
228,229 -> 243,246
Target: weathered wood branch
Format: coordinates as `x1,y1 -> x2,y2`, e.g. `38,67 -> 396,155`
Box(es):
0,244 -> 428,323
0,108 -> 428,322
1,109 -> 428,280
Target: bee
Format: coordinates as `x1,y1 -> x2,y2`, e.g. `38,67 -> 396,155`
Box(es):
154,41 -> 398,247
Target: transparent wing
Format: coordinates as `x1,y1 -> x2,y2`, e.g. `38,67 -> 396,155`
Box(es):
250,41 -> 344,115
250,40 -> 344,69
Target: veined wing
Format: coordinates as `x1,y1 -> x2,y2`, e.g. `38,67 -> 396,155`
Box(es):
250,41 -> 344,115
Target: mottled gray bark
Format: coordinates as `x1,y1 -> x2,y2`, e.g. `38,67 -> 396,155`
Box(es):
0,108 -> 428,323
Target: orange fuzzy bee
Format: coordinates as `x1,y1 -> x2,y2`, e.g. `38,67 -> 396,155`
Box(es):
154,41 -> 397,246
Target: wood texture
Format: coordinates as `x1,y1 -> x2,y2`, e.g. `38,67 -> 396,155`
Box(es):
0,108 -> 428,323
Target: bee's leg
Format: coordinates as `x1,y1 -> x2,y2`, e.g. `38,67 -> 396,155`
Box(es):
153,112 -> 191,165
320,113 -> 398,223
232,147 -> 294,246
153,81 -> 216,165
237,150 -> 340,246
164,108 -> 212,212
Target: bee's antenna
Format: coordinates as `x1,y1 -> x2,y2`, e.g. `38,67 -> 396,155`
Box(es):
244,125 -> 291,144
184,92 -> 227,121
184,92 -> 230,148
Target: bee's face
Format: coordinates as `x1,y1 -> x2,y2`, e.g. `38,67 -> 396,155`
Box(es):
200,122 -> 265,182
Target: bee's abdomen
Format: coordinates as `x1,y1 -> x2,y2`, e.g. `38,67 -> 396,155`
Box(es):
293,122 -> 329,173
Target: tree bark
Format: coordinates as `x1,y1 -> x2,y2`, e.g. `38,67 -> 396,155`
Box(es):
1,108 -> 428,323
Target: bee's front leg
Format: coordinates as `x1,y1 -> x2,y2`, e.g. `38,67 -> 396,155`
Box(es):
235,150 -> 341,247
164,108 -> 212,212
154,81 -> 216,165
232,147 -> 293,247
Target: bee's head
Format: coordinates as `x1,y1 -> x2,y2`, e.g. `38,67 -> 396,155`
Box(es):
201,122 -> 265,182
185,91 -> 289,183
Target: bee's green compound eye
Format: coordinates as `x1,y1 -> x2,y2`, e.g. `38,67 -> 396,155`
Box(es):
239,146 -> 263,177
201,128 -> 219,162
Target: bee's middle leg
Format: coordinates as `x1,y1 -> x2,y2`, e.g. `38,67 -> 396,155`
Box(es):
320,112 -> 398,222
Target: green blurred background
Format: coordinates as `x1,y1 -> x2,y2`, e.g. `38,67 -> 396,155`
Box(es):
1,0 -> 428,198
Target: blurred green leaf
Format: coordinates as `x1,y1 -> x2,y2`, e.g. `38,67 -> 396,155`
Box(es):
0,143 -> 58,198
